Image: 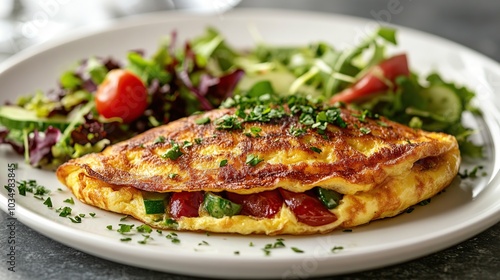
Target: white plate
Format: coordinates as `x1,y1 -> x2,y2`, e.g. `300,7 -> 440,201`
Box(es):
1,9 -> 500,279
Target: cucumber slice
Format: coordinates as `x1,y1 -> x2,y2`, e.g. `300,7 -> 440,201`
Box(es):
316,187 -> 342,209
142,192 -> 167,215
144,200 -> 165,215
203,192 -> 241,218
0,106 -> 70,131
419,85 -> 462,124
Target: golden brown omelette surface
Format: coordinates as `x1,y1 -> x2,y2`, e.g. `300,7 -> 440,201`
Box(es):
56,107 -> 460,235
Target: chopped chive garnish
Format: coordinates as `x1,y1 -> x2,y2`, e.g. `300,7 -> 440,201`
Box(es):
63,197 -> 75,204
106,225 -> 113,230
162,142 -> 183,160
246,154 -> 263,166
169,173 -> 177,179
310,146 -> 322,154
419,198 -> 431,206
138,235 -> 151,244
58,207 -> 72,217
43,197 -> 52,208
377,121 -> 388,127
183,141 -> 193,148
120,215 -> 129,221
117,224 -> 134,234
166,232 -> 180,244
165,218 -> 178,228
69,216 -> 82,223
17,181 -> 26,196
215,115 -> 242,130
249,126 -> 262,137
331,246 -> 344,253
89,213 -> 96,217
360,127 -> 371,134
198,240 -> 209,246
273,239 -> 285,248
458,165 -> 485,179
153,135 -> 166,144
120,237 -> 132,242
219,159 -> 228,167
289,125 -> 306,137
34,185 -> 50,196
194,138 -> 203,145
136,224 -> 153,233
291,247 -> 304,253
171,238 -> 181,244
195,116 -> 210,125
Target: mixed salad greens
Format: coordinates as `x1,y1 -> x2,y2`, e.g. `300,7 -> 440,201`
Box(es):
0,27 -> 482,169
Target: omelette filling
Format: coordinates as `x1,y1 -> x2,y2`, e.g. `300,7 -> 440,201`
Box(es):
142,187 -> 343,227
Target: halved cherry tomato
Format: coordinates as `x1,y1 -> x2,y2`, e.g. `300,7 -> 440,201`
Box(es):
169,191 -> 204,219
226,190 -> 283,218
279,189 -> 337,227
329,54 -> 410,104
95,69 -> 148,123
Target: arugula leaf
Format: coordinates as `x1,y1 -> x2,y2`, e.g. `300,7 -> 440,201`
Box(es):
127,51 -> 171,85
191,27 -> 239,71
60,71 -> 82,90
86,57 -> 108,85
247,80 -> 275,97
377,27 -> 398,45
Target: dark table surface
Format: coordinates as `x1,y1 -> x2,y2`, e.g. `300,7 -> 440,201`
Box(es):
1,1 -> 499,279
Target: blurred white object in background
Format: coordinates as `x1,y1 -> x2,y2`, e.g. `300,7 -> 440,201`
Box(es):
0,0 -> 15,60
0,0 -> 241,57
14,0 -> 114,48
172,0 -> 241,14
0,0 -> 14,18
102,0 -> 174,16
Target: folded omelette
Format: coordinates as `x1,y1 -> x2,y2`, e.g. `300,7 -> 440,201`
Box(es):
56,105 -> 460,235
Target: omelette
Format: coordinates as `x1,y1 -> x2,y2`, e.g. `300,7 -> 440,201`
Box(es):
56,104 -> 460,235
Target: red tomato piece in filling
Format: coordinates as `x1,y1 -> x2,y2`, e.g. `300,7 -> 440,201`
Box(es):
226,190 -> 283,218
169,191 -> 204,219
279,189 -> 338,227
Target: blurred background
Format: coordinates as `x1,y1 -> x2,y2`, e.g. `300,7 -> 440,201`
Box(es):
1,0 -> 499,63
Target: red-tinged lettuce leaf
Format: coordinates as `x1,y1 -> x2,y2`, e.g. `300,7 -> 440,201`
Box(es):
207,69 -> 245,101
74,57 -> 122,93
71,113 -> 122,145
28,127 -> 61,166
0,128 -> 24,154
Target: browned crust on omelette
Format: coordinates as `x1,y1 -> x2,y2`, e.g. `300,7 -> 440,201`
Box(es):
56,107 -> 460,235
57,107 -> 456,195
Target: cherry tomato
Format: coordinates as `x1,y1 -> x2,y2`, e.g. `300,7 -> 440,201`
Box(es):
226,190 -> 283,218
95,69 -> 148,123
329,54 -> 410,104
169,191 -> 204,219
279,189 -> 337,226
